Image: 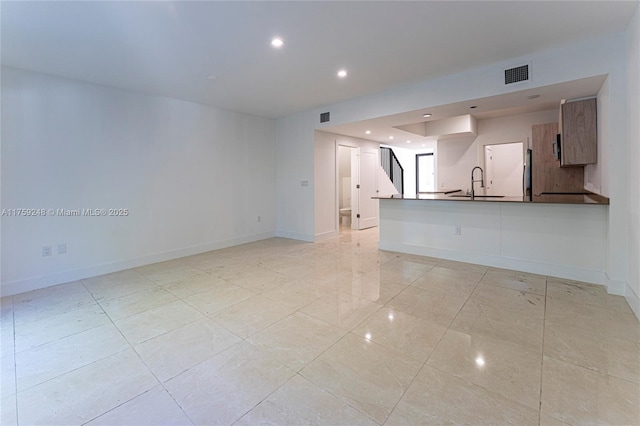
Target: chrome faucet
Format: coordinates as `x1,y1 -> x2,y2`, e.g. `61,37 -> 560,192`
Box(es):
471,166 -> 484,199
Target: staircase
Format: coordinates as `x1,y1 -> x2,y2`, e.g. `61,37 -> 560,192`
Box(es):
380,147 -> 404,195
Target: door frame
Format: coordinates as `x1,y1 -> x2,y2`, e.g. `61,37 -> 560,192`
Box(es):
481,140 -> 525,196
335,142 -> 359,230
415,152 -> 435,193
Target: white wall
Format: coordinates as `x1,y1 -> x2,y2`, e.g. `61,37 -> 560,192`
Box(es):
437,109 -> 559,193
314,130 -> 337,239
276,31 -> 629,298
1,67 -> 277,296
626,6 -> 640,318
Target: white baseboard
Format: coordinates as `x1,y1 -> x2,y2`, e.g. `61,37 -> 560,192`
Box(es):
275,230 -> 315,242
625,282 -> 640,321
378,241 -> 606,286
604,274 -> 626,296
315,230 -> 338,242
1,231 -> 275,297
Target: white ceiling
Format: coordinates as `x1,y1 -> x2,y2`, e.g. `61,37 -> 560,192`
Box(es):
2,1 -> 637,121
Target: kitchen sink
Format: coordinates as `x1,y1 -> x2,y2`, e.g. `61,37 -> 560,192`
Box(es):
448,194 -> 506,198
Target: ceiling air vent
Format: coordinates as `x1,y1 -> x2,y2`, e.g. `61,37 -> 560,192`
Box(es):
320,112 -> 330,123
504,64 -> 529,85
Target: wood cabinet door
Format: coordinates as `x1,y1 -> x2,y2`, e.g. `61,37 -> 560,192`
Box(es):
532,122 -> 584,198
561,98 -> 597,166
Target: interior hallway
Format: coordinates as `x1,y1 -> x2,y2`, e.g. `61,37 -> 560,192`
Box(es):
1,228 -> 639,425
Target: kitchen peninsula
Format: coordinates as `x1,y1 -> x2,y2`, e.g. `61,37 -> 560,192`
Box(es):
375,191 -> 609,286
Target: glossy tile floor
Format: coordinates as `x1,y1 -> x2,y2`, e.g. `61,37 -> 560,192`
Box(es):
2,227 -> 639,425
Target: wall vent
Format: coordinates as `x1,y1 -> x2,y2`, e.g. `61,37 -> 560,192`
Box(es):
504,64 -> 529,85
320,112 -> 330,123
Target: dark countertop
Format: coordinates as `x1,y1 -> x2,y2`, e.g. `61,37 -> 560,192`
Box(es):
376,190 -> 609,205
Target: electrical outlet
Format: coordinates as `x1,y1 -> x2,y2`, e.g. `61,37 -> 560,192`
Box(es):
57,243 -> 67,254
455,226 -> 462,236
42,245 -> 52,257
440,182 -> 445,188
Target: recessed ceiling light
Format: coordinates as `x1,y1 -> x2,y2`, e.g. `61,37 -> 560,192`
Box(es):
206,75 -> 217,81
388,136 -> 394,140
337,69 -> 348,78
406,140 -> 412,144
365,130 -> 371,135
423,113 -> 432,118
271,38 -> 284,48
422,144 -> 426,147
527,94 -> 540,100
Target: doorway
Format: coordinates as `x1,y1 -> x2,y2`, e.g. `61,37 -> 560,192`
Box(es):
337,145 -> 355,229
416,153 -> 435,193
336,144 -> 379,232
484,142 -> 524,196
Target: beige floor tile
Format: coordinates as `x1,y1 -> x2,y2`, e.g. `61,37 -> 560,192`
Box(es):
14,303 -> 110,352
236,374 -> 377,426
5,231 -> 640,425
208,262 -> 263,280
411,270 -> 478,297
547,278 -> 633,314
16,323 -> 129,391
300,333 -> 422,424
427,329 -> 542,410
261,281 -> 330,310
162,273 -> 229,298
114,300 -> 203,345
539,412 -> 571,426
451,299 -> 544,354
82,270 -> 158,301
482,268 -> 547,295
546,296 -> 640,343
386,366 -> 539,425
182,282 -> 255,315
99,287 -> 178,321
247,312 -> 346,371
225,269 -> 295,293
135,318 -> 241,382
470,282 -> 546,319
140,266 -> 205,287
85,385 -> 192,425
211,294 -> 297,338
300,292 -> 381,331
427,265 -> 486,284
383,258 -> 435,274
265,260 -> 319,279
544,320 -> 640,384
1,306 -> 14,358
1,395 -> 17,426
375,267 -> 426,285
339,275 -> 407,304
385,286 -> 468,328
165,341 -> 295,425
1,352 -> 15,399
351,307 -> 446,363
13,281 -> 95,325
17,349 -> 158,425
541,355 -> 640,425
436,259 -> 490,274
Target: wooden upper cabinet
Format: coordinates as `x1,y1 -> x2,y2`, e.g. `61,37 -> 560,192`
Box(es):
559,98 -> 597,166
532,122 -> 584,197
